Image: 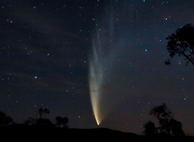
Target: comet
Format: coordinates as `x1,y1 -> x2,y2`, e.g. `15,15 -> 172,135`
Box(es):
89,31 -> 105,126
89,6 -> 115,126
89,2 -> 135,126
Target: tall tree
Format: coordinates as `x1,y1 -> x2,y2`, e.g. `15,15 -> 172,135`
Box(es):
166,24 -> 194,66
144,104 -> 185,136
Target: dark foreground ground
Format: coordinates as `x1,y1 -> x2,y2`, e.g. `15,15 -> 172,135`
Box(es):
1,127 -> 139,136
0,128 -> 140,141
0,127 -> 193,141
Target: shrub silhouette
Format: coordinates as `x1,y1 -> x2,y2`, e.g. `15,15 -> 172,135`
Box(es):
0,111 -> 14,127
56,116 -> 69,128
144,121 -> 157,136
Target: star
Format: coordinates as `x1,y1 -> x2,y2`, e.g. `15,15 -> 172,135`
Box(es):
144,49 -> 149,53
183,96 -> 189,102
34,76 -> 39,80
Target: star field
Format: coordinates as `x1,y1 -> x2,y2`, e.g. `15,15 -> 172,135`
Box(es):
0,0 -> 194,134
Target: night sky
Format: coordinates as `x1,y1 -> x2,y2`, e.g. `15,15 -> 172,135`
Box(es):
0,0 -> 194,135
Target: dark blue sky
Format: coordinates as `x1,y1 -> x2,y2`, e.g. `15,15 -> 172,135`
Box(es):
0,0 -> 194,134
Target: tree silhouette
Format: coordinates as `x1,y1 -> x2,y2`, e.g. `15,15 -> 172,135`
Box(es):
170,119 -> 185,136
150,104 -> 173,135
144,104 -> 185,136
166,24 -> 194,66
0,109 -> 71,129
0,112 -> 14,127
34,107 -> 55,128
56,116 -> 69,128
143,121 -> 157,136
38,107 -> 50,119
